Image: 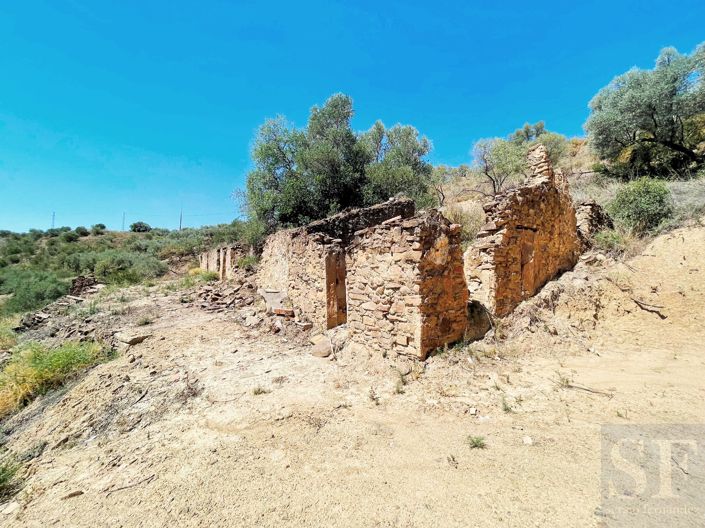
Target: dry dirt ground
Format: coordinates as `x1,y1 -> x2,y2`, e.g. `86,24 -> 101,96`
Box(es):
1,220 -> 705,527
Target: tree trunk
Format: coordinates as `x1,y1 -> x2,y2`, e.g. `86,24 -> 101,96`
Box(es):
640,138 -> 700,161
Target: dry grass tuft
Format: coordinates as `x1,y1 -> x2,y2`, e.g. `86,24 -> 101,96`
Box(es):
0,316 -> 20,351
0,341 -> 113,418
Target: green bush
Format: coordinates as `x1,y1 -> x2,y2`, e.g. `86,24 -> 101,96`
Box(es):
93,251 -> 167,284
0,270 -> 68,314
130,221 -> 152,233
90,224 -> 106,235
236,255 -> 258,271
74,226 -> 89,237
0,316 -> 19,350
0,454 -> 20,499
61,231 -> 79,243
608,178 -> 674,234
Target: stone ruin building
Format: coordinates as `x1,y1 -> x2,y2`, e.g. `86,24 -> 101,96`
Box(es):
256,199 -> 414,326
199,245 -> 245,281
464,144 -> 581,317
201,144 -> 598,360
346,211 -> 468,359
254,200 -> 467,359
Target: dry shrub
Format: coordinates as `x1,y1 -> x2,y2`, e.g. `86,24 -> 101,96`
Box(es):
443,201 -> 487,246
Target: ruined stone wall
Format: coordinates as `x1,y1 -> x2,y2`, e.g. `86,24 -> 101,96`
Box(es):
198,245 -> 245,281
302,197 -> 415,244
256,230 -> 292,293
256,197 -> 417,328
576,200 -> 613,250
285,232 -> 337,329
464,145 -> 580,317
256,229 -> 337,329
347,212 -> 468,360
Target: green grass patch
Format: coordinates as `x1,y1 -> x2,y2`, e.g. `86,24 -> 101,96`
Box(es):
236,255 -> 258,271
467,435 -> 487,449
0,454 -> 20,499
0,341 -> 114,418
0,269 -> 69,314
0,316 -> 19,351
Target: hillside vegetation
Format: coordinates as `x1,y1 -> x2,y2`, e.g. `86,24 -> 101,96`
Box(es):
0,221 -> 259,314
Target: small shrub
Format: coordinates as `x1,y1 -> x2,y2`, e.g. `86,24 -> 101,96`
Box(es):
443,202 -> 486,247
0,341 -> 114,418
501,396 -> 514,413
187,268 -> 219,282
74,226 -> 90,237
593,229 -> 626,255
593,228 -> 643,258
136,316 -> 153,326
0,455 -> 20,499
236,255 -> 258,271
61,231 -> 79,243
608,178 -> 674,234
91,224 -> 106,236
467,435 -> 487,449
252,386 -> 270,395
94,251 -> 167,284
0,316 -> 19,350
0,270 -> 68,314
130,221 -> 152,233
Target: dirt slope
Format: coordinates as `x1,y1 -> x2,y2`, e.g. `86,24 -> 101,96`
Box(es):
1,220 -> 704,527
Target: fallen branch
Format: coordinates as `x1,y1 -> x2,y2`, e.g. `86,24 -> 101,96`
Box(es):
564,383 -> 614,399
104,474 -> 156,497
631,298 -> 667,319
605,277 -> 631,293
133,390 -> 149,405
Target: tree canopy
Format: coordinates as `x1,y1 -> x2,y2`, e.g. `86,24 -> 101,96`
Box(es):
244,94 -> 434,230
585,44 -> 705,179
468,122 -> 568,195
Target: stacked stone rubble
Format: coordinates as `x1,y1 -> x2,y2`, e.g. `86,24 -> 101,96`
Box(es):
464,144 -> 581,317
346,211 -> 468,360
575,200 -> 613,250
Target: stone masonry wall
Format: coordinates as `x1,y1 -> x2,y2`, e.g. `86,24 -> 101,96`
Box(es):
464,145 -> 580,317
301,197 -> 415,244
347,211 -> 468,360
257,197 -> 416,329
199,245 -> 246,281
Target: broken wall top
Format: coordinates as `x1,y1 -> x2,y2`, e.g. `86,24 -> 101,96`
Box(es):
466,144 -> 581,317
348,209 -> 461,254
478,144 -> 572,232
298,197 -> 415,245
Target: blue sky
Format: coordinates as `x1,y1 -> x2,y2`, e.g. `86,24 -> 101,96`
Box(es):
1,1 -> 703,232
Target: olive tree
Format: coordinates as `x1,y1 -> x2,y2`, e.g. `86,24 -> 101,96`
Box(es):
471,138 -> 529,195
585,44 -> 705,179
244,94 -> 435,231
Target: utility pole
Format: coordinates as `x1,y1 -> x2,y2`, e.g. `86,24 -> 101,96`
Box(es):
51,211 -> 55,229
122,212 -> 126,232
179,207 -> 183,231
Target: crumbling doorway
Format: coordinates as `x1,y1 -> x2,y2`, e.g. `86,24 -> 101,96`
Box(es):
325,249 -> 347,329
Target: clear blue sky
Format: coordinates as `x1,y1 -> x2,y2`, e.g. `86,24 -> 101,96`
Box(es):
1,1 -> 703,232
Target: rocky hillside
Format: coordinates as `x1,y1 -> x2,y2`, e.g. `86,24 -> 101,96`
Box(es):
0,216 -> 703,527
